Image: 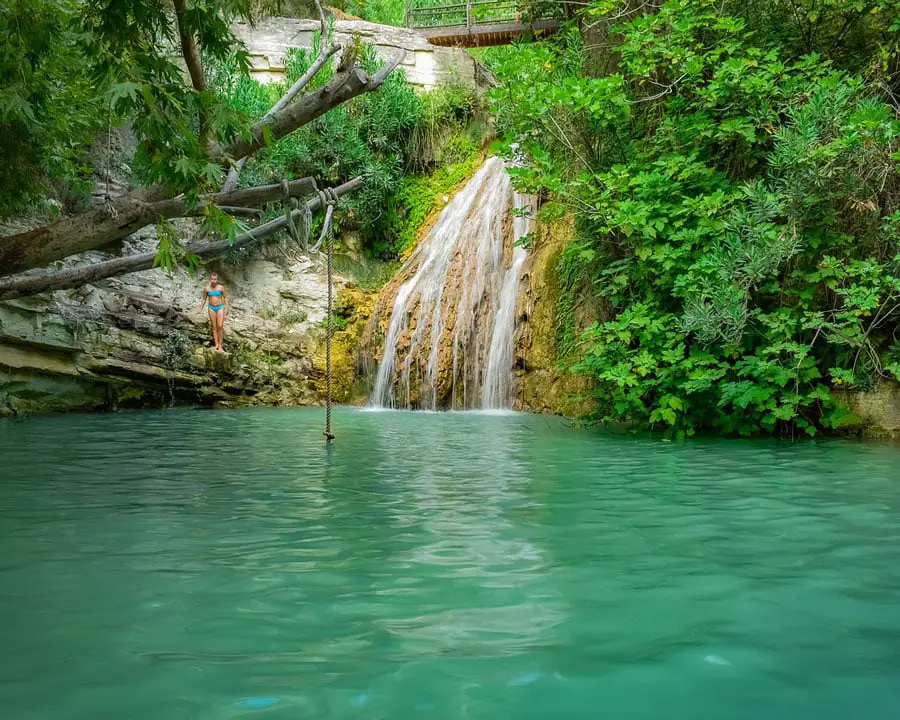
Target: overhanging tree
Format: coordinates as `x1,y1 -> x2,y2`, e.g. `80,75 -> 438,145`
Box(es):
0,0 -> 404,296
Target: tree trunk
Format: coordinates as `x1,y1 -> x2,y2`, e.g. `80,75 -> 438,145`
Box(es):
172,0 -> 209,146
0,178 -> 362,301
0,179 -> 315,277
0,54 -> 404,277
215,66 -> 380,163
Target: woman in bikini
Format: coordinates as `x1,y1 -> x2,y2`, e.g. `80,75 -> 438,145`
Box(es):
199,272 -> 230,352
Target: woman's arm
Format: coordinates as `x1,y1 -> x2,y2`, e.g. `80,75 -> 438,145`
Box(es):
223,285 -> 230,317
199,286 -> 207,313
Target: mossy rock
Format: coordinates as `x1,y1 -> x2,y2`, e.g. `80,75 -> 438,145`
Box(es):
313,286 -> 377,403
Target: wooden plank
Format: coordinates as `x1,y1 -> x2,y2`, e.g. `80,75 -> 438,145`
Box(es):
420,19 -> 560,47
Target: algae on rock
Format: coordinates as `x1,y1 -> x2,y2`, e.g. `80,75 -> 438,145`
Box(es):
313,285 -> 377,405
514,212 -> 595,417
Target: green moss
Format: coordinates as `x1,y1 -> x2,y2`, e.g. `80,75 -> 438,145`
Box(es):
313,286 -> 377,403
232,343 -> 278,368
332,256 -> 400,293
381,150 -> 484,256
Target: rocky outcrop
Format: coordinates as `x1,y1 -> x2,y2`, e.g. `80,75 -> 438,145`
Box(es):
513,212 -> 595,417
0,87 -> 387,417
234,16 -> 493,91
0,17 -> 484,417
0,222 -> 360,415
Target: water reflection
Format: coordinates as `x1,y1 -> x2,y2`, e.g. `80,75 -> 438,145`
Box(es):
366,410 -> 566,659
2,409 -> 900,720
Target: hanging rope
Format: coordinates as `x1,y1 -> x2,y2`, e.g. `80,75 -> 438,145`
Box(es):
282,180 -> 305,247
317,188 -> 339,442
309,188 -> 338,255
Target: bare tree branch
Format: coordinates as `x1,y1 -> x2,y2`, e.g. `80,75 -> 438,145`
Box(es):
222,0 -> 342,192
0,50 -> 405,277
215,51 -> 406,163
211,206 -> 263,217
0,179 -> 316,277
628,74 -> 686,104
157,177 -> 318,217
0,178 -> 362,301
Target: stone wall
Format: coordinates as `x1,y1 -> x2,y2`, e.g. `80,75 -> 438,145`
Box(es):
834,383 -> 900,439
233,17 -> 491,91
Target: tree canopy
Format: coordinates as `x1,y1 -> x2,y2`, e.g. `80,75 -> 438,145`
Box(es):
0,0 -> 405,286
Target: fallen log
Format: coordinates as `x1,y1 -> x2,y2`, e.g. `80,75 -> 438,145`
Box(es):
0,178 -> 362,302
0,51 -> 404,277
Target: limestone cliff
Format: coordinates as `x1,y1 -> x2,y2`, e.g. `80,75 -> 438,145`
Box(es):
0,223 -> 374,415
0,122 -> 376,416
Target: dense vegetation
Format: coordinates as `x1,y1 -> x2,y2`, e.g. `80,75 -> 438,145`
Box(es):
216,43 -> 485,258
5,0 -> 900,436
0,0 -> 483,270
484,0 -> 900,436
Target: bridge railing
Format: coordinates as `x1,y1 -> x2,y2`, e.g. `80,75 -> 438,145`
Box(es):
406,1 -> 522,30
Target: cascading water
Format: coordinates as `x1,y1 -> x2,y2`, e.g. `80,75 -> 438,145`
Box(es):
481,191 -> 534,408
371,158 -> 535,410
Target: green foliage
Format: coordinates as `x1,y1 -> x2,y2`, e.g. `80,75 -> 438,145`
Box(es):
334,0 -> 404,26
153,221 -> 201,275
278,309 -> 309,326
489,0 -> 900,437
554,237 -> 596,360
0,0 -> 104,217
162,330 -> 192,369
320,313 -> 349,331
2,0 -> 484,270
84,0 -> 252,199
217,43 -> 485,258
332,256 -> 400,292
0,0 -> 256,217
377,150 -> 483,256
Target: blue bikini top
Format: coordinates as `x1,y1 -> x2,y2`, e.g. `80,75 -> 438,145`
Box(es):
207,289 -> 223,297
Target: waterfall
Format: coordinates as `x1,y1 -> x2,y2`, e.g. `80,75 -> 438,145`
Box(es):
482,192 -> 534,408
371,158 -> 535,410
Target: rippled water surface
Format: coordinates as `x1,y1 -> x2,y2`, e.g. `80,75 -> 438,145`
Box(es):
2,408 -> 900,719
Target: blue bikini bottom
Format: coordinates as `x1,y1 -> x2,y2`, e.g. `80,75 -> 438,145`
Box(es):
208,304 -> 225,313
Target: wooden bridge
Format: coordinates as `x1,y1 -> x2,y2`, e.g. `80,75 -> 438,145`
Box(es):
405,1 -> 560,48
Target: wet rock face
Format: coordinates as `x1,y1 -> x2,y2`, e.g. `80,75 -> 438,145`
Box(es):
513,212 -> 596,417
833,383 -> 900,439
0,239 -> 361,415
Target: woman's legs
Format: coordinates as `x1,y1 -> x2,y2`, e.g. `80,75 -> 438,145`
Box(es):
208,308 -> 219,349
215,311 -> 226,351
